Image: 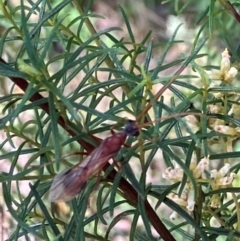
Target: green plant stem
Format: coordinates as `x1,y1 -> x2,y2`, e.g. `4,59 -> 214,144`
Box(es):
138,66 -> 152,169
232,193 -> 240,232
3,126 -> 41,148
222,93 -> 229,164
194,184 -> 203,241
128,44 -> 137,73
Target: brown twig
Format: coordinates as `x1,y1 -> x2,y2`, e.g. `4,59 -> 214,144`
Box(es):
224,1 -> 240,24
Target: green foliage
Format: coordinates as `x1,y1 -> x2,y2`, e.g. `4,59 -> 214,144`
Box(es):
1,0 -> 240,241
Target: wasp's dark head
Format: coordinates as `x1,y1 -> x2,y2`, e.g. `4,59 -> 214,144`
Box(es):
124,120 -> 139,137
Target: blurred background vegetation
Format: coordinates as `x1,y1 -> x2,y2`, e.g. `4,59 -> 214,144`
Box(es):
1,0 -> 240,240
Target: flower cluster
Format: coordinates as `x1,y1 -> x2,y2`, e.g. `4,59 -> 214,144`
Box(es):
208,48 -> 238,102
163,157 -> 208,220
183,49 -> 239,143
162,48 -> 239,222
208,103 -> 240,152
207,50 -> 240,152
163,156 -> 236,220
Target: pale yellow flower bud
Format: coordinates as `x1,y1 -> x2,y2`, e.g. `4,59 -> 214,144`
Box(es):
168,193 -> 187,207
230,172 -> 236,179
214,125 -> 237,136
210,180 -> 218,190
208,118 -> 217,127
192,157 -> 209,178
181,183 -> 191,199
224,67 -> 238,83
189,158 -> 197,171
210,194 -> 220,208
211,164 -> 234,190
212,92 -> 224,99
236,127 -> 240,133
226,137 -> 235,152
170,211 -> 179,221
186,188 -> 195,211
219,173 -> 236,186
208,69 -> 222,80
208,104 -> 223,114
208,105 -> 223,126
208,137 -> 219,146
218,163 -> 230,177
162,167 -> 183,183
229,104 -> 240,116
212,119 -> 225,127
210,216 -> 221,228
208,48 -> 237,84
220,48 -> 231,74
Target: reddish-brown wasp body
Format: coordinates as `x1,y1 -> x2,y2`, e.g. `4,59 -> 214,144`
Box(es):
49,120 -> 139,202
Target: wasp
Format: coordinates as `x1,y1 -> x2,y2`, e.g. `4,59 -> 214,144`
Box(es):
49,120 -> 139,202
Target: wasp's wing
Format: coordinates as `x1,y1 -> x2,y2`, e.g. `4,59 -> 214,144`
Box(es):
49,144 -> 114,202
49,165 -> 87,202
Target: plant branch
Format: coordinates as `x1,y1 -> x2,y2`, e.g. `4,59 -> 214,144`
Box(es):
0,57 -> 176,241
